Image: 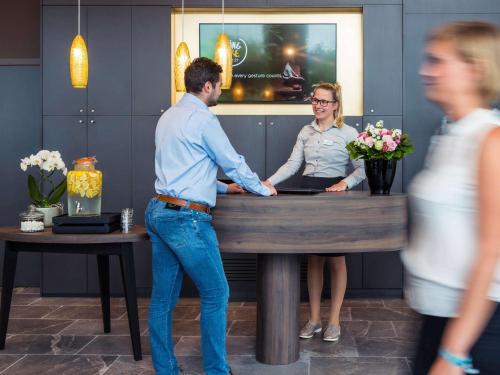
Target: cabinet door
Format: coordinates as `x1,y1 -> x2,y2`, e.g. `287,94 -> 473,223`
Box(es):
87,6 -> 131,115
265,115 -> 312,187
42,116 -> 88,294
132,6 -> 171,116
130,116 -> 158,290
87,116 -> 132,212
42,6 -> 87,115
86,116 -> 132,294
218,116 -> 266,181
363,5 -> 402,116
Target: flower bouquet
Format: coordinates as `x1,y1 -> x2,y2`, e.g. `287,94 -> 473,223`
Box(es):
346,121 -> 413,195
20,150 -> 67,226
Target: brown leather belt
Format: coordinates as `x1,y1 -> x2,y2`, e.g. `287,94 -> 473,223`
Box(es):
157,194 -> 210,213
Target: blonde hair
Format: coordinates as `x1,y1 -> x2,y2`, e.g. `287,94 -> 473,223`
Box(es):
427,21 -> 500,104
312,82 -> 344,127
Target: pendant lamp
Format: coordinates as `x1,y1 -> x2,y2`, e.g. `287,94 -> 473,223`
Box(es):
70,0 -> 88,88
214,0 -> 232,89
174,0 -> 191,92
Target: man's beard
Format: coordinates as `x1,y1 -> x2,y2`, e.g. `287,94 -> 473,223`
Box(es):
207,93 -> 219,107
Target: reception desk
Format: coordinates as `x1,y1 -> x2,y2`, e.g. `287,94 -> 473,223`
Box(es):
213,191 -> 407,365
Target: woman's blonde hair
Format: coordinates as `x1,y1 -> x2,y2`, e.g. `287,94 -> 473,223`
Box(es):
312,82 -> 344,127
427,21 -> 500,104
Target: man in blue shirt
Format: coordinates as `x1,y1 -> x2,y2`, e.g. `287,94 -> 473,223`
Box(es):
145,57 -> 276,375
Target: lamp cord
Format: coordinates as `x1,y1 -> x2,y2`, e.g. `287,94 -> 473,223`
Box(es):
78,0 -> 80,35
222,0 -> 225,33
181,0 -> 185,42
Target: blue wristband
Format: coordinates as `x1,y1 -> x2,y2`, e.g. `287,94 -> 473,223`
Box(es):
438,348 -> 480,374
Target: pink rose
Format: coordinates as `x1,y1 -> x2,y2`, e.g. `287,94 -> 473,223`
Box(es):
364,136 -> 375,147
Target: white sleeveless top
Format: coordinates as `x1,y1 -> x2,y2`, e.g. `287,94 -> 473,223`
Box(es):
402,108 -> 500,317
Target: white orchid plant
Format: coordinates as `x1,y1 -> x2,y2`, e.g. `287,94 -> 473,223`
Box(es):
20,150 -> 68,208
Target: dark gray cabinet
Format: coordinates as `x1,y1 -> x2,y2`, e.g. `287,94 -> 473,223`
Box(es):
265,115 -> 311,187
87,7 -> 131,115
42,116 -> 88,295
363,5 -> 403,116
42,6 -> 87,115
218,116 -> 266,180
132,7 -> 171,116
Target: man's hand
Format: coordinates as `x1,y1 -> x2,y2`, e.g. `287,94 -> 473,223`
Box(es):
227,183 -> 245,194
326,181 -> 348,192
262,180 -> 278,196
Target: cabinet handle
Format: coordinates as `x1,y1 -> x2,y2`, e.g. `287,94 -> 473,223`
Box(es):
78,119 -> 84,124
79,108 -> 84,113
257,121 -> 263,126
90,109 -> 95,113
160,109 -> 165,113
89,120 -> 96,124
370,109 -> 374,113
355,123 -> 360,127
269,121 -> 274,126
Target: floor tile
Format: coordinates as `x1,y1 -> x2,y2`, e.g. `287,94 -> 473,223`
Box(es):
392,321 -> 422,340
227,320 -> 256,336
0,354 -> 25,372
10,306 -> 59,319
43,306 -> 126,320
2,354 -> 116,375
31,297 -> 101,306
7,319 -> 73,335
355,337 -> 417,357
3,335 -> 94,355
104,355 -> 154,374
300,330 -> 358,357
310,356 -> 411,375
11,294 -> 41,306
350,307 -> 420,322
342,321 -> 396,338
228,354 -> 309,375
78,335 -> 151,356
58,319 -> 148,336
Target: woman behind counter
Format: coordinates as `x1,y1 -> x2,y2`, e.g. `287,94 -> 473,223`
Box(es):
265,82 -> 365,342
402,22 -> 500,375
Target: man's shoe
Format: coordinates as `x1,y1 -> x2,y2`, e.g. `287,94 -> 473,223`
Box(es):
299,320 -> 322,339
322,325 -> 341,342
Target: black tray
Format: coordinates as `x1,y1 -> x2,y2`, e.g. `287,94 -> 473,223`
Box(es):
53,213 -> 120,225
52,222 -> 120,234
276,187 -> 324,194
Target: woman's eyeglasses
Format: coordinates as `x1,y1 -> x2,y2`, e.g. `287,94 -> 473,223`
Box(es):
310,97 -> 336,107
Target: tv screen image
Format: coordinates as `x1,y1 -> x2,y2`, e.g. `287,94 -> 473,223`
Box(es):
199,23 -> 337,104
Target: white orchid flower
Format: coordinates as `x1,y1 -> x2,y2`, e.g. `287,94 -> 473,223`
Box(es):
20,162 -> 28,171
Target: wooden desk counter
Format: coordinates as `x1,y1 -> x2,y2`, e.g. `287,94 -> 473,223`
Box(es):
214,191 -> 408,365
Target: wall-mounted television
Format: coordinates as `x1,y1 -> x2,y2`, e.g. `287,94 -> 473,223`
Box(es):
199,23 -> 337,104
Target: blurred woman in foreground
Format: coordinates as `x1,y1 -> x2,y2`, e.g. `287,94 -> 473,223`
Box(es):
402,22 -> 500,375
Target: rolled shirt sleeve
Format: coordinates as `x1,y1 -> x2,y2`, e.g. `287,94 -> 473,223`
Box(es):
202,117 -> 271,196
341,128 -> 366,189
216,180 -> 228,193
267,130 -> 306,186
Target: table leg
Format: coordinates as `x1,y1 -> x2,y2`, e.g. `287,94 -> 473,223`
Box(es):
256,253 -> 301,365
97,254 -> 110,333
119,244 -> 142,361
0,242 -> 18,349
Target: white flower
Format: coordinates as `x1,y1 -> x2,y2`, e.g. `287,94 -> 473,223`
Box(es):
50,151 -> 61,159
29,154 -> 42,166
41,160 -> 55,172
392,129 -> 402,138
20,162 -> 28,171
375,120 -> 384,129
37,150 -> 51,160
63,168 -> 68,176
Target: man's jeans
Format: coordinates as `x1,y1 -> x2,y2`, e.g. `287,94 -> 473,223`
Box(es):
145,198 -> 229,375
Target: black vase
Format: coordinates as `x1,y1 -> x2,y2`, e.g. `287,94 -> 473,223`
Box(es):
364,159 -> 397,195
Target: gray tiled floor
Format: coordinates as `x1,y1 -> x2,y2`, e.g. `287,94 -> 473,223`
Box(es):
0,288 -> 419,374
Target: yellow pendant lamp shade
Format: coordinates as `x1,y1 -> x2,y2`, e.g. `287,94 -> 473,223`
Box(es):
214,32 -> 232,90
174,41 -> 191,92
70,34 -> 88,89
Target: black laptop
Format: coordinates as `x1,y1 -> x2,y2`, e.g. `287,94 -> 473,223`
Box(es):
276,187 -> 324,194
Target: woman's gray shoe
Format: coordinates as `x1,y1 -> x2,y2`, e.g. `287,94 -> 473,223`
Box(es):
299,320 -> 322,339
322,325 -> 341,342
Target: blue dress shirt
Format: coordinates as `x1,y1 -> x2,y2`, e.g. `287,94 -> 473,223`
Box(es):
154,93 -> 271,207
